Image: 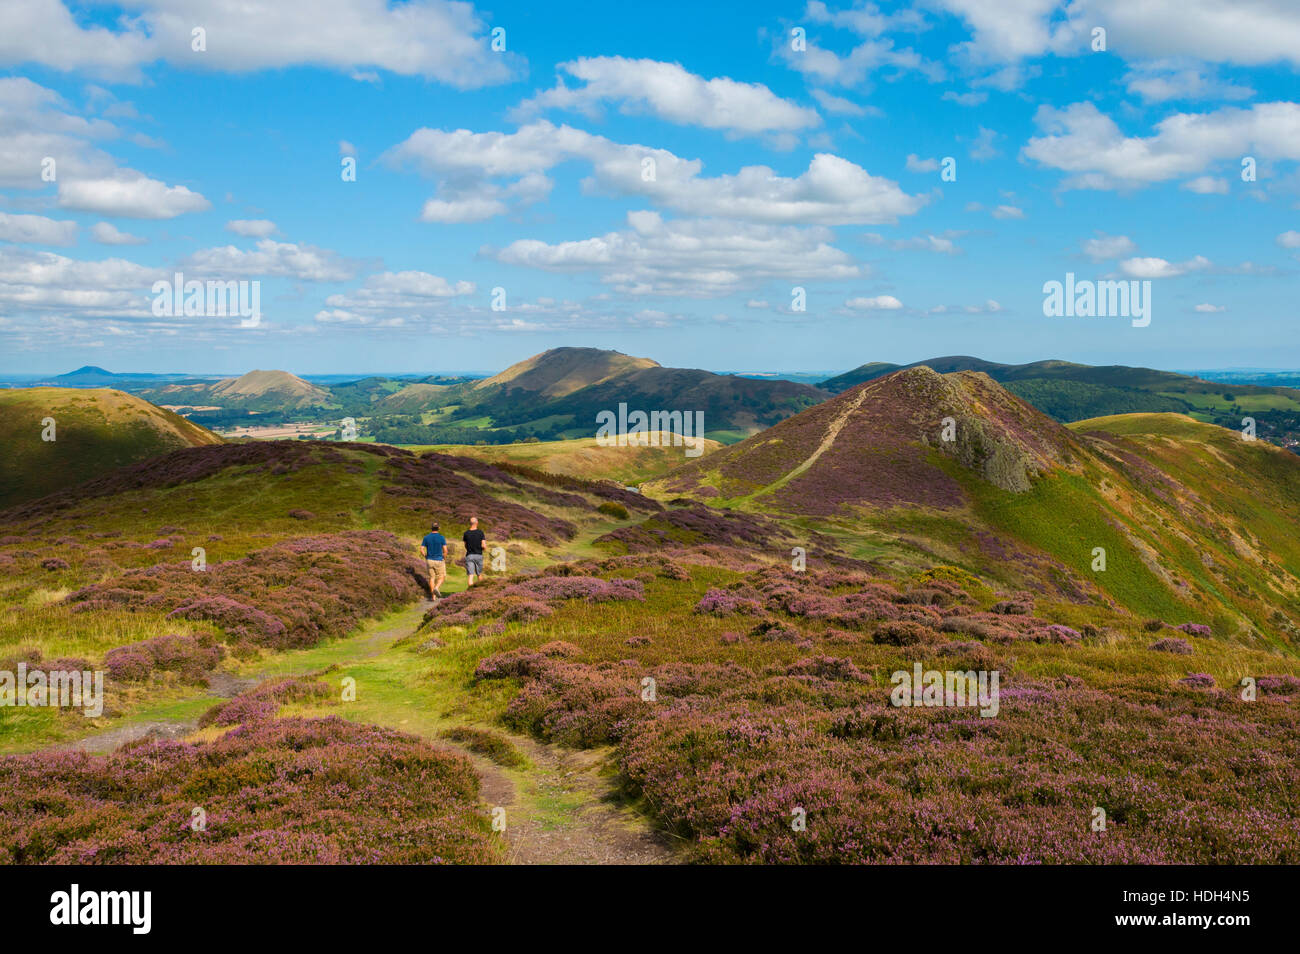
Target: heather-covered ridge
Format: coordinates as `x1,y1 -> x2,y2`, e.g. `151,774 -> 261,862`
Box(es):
412,557 -> 1300,863
0,439 -> 646,539
647,370 -> 1300,648
651,367 -> 1077,513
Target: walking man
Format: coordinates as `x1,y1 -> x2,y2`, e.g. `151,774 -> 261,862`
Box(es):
421,522 -> 448,599
462,516 -> 486,587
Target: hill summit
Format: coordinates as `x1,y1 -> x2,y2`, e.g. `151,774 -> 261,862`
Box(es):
208,370 -> 330,406
652,366 -> 1076,513
475,348 -> 661,398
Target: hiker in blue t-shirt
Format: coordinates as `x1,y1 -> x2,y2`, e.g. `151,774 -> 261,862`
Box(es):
420,523 -> 449,599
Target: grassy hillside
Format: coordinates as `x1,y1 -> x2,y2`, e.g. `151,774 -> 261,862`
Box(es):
362,347 -> 828,445
649,369 -> 1300,647
473,347 -> 660,397
0,388 -> 222,508
3,434 -> 1296,864
2,391 -> 1298,865
418,432 -> 722,484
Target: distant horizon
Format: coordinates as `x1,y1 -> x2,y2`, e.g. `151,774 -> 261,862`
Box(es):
5,353 -> 1300,382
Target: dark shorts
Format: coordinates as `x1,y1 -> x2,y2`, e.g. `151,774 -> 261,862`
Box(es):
465,553 -> 484,575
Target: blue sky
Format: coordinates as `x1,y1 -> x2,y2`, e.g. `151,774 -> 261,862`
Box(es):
1,0 -> 1298,375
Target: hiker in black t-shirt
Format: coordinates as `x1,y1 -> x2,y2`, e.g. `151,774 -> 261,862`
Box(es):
462,516 -> 486,587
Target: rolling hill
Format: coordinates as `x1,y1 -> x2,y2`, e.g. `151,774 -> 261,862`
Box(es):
820,355 -> 1300,450
0,388 -> 222,507
443,347 -> 828,442
651,367 -> 1300,646
364,347 -> 830,445
473,347 -> 660,398
141,369 -> 332,411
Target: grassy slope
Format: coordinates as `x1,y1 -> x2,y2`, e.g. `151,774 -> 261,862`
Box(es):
0,442 -> 640,743
412,433 -> 722,485
4,413 -> 1299,863
0,388 -> 222,507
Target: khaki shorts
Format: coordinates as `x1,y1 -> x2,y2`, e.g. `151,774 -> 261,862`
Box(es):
426,559 -> 446,591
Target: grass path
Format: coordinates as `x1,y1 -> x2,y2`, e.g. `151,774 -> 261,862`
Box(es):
46,597 -> 675,865
738,385 -> 873,506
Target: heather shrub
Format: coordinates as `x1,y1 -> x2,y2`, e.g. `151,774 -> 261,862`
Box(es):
659,563 -> 690,581
40,557 -> 69,571
199,677 -> 332,727
894,587 -> 953,606
695,588 -> 762,616
1150,637 -> 1194,655
500,600 -> 554,623
1176,623 -> 1212,638
1143,618 -> 1166,632
1042,624 -> 1081,644
991,599 -> 1032,615
0,717 -> 498,864
938,616 -> 994,638
749,619 -> 807,644
103,650 -> 152,682
872,621 -> 938,646
1258,675 -> 1300,696
935,640 -> 998,669
503,662 -> 642,747
474,648 -> 550,682
168,597 -> 287,644
1179,673 -> 1215,689
105,634 -> 223,685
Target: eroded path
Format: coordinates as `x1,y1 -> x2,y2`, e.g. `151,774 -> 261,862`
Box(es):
452,735 -> 674,865
753,384 -> 873,499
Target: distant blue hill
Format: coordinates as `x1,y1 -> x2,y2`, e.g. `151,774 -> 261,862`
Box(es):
48,367 -> 198,388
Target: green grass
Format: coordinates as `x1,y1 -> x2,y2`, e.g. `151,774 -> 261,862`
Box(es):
956,465 -> 1194,622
